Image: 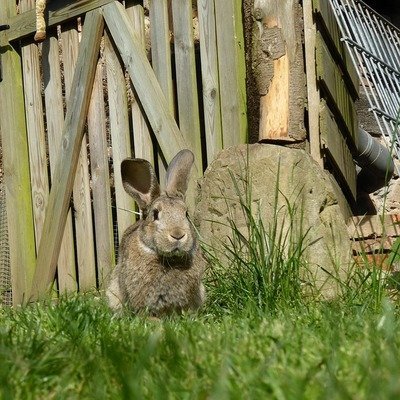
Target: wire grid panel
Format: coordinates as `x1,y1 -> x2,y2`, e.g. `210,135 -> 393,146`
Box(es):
0,183 -> 12,306
330,0 -> 400,162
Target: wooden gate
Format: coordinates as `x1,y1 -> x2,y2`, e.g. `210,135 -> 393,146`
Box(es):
0,0 -> 247,305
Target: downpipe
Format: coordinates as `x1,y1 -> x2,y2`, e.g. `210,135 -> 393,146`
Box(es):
355,128 -> 395,193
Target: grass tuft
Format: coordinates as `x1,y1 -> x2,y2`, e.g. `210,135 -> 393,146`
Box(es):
203,161 -> 312,316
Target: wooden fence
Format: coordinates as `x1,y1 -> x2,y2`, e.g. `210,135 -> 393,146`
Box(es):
0,0 -> 247,305
307,0 -> 359,201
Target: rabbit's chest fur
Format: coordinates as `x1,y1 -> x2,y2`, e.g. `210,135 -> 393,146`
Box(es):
117,236 -> 204,315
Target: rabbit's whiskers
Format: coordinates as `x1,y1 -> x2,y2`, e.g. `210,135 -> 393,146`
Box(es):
113,205 -> 143,218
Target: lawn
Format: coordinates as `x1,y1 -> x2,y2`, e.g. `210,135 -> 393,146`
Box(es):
1,184 -> 399,399
1,279 -> 400,399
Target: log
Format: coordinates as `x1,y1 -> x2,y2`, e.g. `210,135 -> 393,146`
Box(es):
253,0 -> 306,142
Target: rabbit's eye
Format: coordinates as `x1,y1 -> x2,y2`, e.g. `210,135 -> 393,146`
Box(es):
153,209 -> 159,221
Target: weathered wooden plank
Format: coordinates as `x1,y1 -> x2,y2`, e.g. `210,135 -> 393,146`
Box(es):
171,0 -> 202,175
103,2 -> 193,169
320,102 -> 357,199
61,23 -> 97,291
348,215 -> 400,239
312,0 -> 359,99
149,0 -> 175,113
350,213 -> 400,270
353,254 -> 393,270
104,32 -> 136,242
31,9 -> 104,300
303,0 -> 323,166
255,0 -> 306,142
198,0 -> 222,164
0,0 -> 36,305
148,0 -> 172,185
214,0 -> 247,147
87,60 -> 115,286
8,0 -> 114,42
20,0 -> 49,251
42,34 -> 78,293
316,33 -> 358,148
351,237 -> 397,254
126,1 -> 154,164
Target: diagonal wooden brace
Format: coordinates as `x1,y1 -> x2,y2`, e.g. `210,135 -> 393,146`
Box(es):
103,1 -> 193,170
30,9 -> 104,301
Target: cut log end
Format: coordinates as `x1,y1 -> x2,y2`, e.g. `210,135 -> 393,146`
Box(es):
34,31 -> 46,42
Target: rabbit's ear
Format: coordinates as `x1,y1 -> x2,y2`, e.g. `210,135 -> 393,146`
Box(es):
121,159 -> 160,209
165,149 -> 194,197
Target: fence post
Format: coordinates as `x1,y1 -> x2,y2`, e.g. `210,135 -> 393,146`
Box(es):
0,0 -> 37,305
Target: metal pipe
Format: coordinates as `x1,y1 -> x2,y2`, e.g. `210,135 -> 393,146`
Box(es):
330,0 -> 400,162
355,128 -> 395,193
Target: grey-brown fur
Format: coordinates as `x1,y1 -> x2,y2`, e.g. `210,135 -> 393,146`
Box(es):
106,149 -> 205,316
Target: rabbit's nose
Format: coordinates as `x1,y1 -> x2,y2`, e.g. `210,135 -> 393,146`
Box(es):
170,229 -> 186,241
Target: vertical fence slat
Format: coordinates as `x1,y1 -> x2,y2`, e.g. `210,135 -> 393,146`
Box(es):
20,0 -> 49,251
126,2 -> 154,164
105,33 -> 136,242
61,24 -> 97,291
171,0 -> 202,175
303,0 -> 324,166
149,0 -> 175,112
148,0 -> 173,185
214,0 -> 247,147
198,0 -> 222,164
88,60 -> 115,286
31,10 -> 104,300
0,0 -> 36,305
21,41 -> 48,243
42,34 -> 78,292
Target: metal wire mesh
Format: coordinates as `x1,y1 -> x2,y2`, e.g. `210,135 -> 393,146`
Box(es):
330,0 -> 400,163
0,183 -> 12,306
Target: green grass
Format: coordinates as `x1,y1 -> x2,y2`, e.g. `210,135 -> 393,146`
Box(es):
2,160 -> 400,399
2,219 -> 400,399
1,294 -> 400,399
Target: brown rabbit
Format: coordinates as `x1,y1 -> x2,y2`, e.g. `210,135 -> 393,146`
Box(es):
106,149 -> 205,316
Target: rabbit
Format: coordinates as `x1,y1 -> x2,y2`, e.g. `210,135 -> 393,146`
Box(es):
106,149 -> 205,316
